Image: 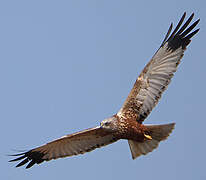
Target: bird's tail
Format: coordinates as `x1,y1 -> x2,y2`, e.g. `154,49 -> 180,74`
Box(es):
128,123 -> 175,159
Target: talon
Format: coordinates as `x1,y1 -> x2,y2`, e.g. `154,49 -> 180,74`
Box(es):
144,134 -> 152,140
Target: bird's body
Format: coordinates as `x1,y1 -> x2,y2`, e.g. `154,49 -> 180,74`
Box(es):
10,12 -> 200,169
101,115 -> 148,142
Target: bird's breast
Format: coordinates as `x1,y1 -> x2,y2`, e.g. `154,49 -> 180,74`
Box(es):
116,117 -> 146,142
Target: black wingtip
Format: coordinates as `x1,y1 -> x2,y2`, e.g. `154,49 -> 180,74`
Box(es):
161,23 -> 173,46
9,154 -> 26,162
185,28 -> 200,39
26,160 -> 36,169
16,158 -> 29,167
163,12 -> 186,44
165,13 -> 200,51
176,13 -> 194,36
9,150 -> 46,169
182,12 -> 187,20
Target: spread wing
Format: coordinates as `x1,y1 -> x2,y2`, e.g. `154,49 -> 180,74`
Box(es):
117,13 -> 199,123
9,126 -> 118,168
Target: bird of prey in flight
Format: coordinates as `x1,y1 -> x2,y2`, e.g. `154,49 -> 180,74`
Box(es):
10,12 -> 199,169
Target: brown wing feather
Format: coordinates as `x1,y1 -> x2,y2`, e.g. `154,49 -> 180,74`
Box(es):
117,13 -> 199,123
9,127 -> 119,168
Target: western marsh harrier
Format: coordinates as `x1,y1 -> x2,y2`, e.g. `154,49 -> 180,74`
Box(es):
10,12 -> 199,169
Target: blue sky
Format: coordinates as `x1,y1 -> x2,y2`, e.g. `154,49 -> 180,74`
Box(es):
1,0 -> 205,179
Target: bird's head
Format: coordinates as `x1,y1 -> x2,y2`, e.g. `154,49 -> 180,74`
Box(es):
100,116 -> 118,132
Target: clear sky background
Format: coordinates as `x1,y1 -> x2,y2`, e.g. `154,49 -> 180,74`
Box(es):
1,0 -> 205,179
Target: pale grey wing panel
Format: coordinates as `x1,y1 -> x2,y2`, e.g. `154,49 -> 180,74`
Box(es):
42,126 -> 117,160
117,44 -> 183,122
10,126 -> 118,168
136,45 -> 184,121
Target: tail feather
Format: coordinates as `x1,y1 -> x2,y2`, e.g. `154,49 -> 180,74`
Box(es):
128,123 -> 175,159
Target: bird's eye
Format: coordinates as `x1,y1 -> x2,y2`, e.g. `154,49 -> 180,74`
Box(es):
104,122 -> 110,126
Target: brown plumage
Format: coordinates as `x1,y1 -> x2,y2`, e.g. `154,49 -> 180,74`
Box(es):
9,12 -> 199,168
